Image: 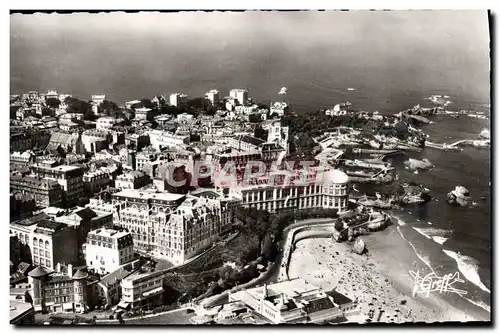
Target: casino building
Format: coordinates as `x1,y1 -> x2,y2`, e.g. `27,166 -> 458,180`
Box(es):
216,167 -> 349,214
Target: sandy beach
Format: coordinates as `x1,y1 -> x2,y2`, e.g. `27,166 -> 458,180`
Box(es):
287,225 -> 486,323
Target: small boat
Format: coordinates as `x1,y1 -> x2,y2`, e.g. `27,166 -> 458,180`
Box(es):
278,87 -> 288,95
347,87 -> 356,91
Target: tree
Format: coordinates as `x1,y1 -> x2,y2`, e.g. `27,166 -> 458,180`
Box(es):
45,98 -> 60,109
100,100 -> 119,115
139,99 -> 155,109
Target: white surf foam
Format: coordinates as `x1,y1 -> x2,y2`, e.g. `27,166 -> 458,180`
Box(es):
412,227 -> 452,245
397,227 -> 433,273
443,249 -> 490,293
431,236 -> 448,245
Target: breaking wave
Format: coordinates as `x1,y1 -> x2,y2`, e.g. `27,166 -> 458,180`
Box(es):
443,249 -> 490,293
412,227 -> 452,245
397,227 -> 433,272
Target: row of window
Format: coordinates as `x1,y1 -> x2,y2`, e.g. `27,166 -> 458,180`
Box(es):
33,256 -> 51,268
33,248 -> 50,258
32,238 -> 50,249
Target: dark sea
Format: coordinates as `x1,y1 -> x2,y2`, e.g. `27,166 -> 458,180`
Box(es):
10,11 -> 491,316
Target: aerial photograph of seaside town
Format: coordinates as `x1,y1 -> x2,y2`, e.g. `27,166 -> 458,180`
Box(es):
9,10 -> 491,325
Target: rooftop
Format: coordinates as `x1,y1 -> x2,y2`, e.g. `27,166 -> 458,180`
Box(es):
35,220 -> 68,233
88,228 -> 130,239
99,267 -> 133,287
113,188 -> 186,202
10,300 -> 33,323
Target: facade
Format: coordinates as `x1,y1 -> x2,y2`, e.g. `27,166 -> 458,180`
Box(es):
135,107 -> 154,121
205,89 -> 220,105
124,133 -> 150,150
217,169 -> 349,214
228,135 -> 266,152
261,120 -> 289,152
10,219 -> 79,271
119,269 -> 164,311
31,164 -> 84,206
83,169 -> 110,197
82,129 -> 110,153
136,150 -> 158,171
326,102 -> 353,116
10,130 -> 51,152
235,104 -> 258,115
10,175 -> 63,207
269,101 -> 288,117
92,94 -> 106,105
27,265 -> 95,313
10,151 -> 36,166
228,278 -> 354,324
95,265 -> 134,308
147,130 -> 190,150
169,93 -> 188,107
97,116 -> 123,130
83,229 -> 134,275
115,170 -> 150,190
111,189 -> 233,264
229,89 -> 248,106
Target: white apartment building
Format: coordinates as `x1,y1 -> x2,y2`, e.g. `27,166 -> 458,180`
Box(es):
92,95 -> 106,105
169,93 -> 188,107
83,229 -> 134,275
119,269 -> 165,310
229,89 -> 248,106
205,90 -> 220,105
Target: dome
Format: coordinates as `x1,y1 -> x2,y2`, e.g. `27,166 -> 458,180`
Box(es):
322,169 -> 349,184
28,266 -> 50,278
72,269 -> 89,280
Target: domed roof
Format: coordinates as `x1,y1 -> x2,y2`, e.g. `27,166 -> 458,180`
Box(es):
28,266 -> 50,278
72,269 -> 89,280
322,169 -> 349,184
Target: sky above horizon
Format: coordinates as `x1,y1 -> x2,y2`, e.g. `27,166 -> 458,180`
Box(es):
10,11 -> 490,106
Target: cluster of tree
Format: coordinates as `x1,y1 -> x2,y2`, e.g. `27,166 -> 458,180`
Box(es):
215,263 -> 259,291
45,97 -> 61,109
64,97 -> 95,121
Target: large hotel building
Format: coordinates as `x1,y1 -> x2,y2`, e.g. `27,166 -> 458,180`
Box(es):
111,189 -> 233,265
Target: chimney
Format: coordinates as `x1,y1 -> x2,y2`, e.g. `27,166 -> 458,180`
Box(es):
263,283 -> 268,298
56,262 -> 61,273
68,264 -> 73,278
